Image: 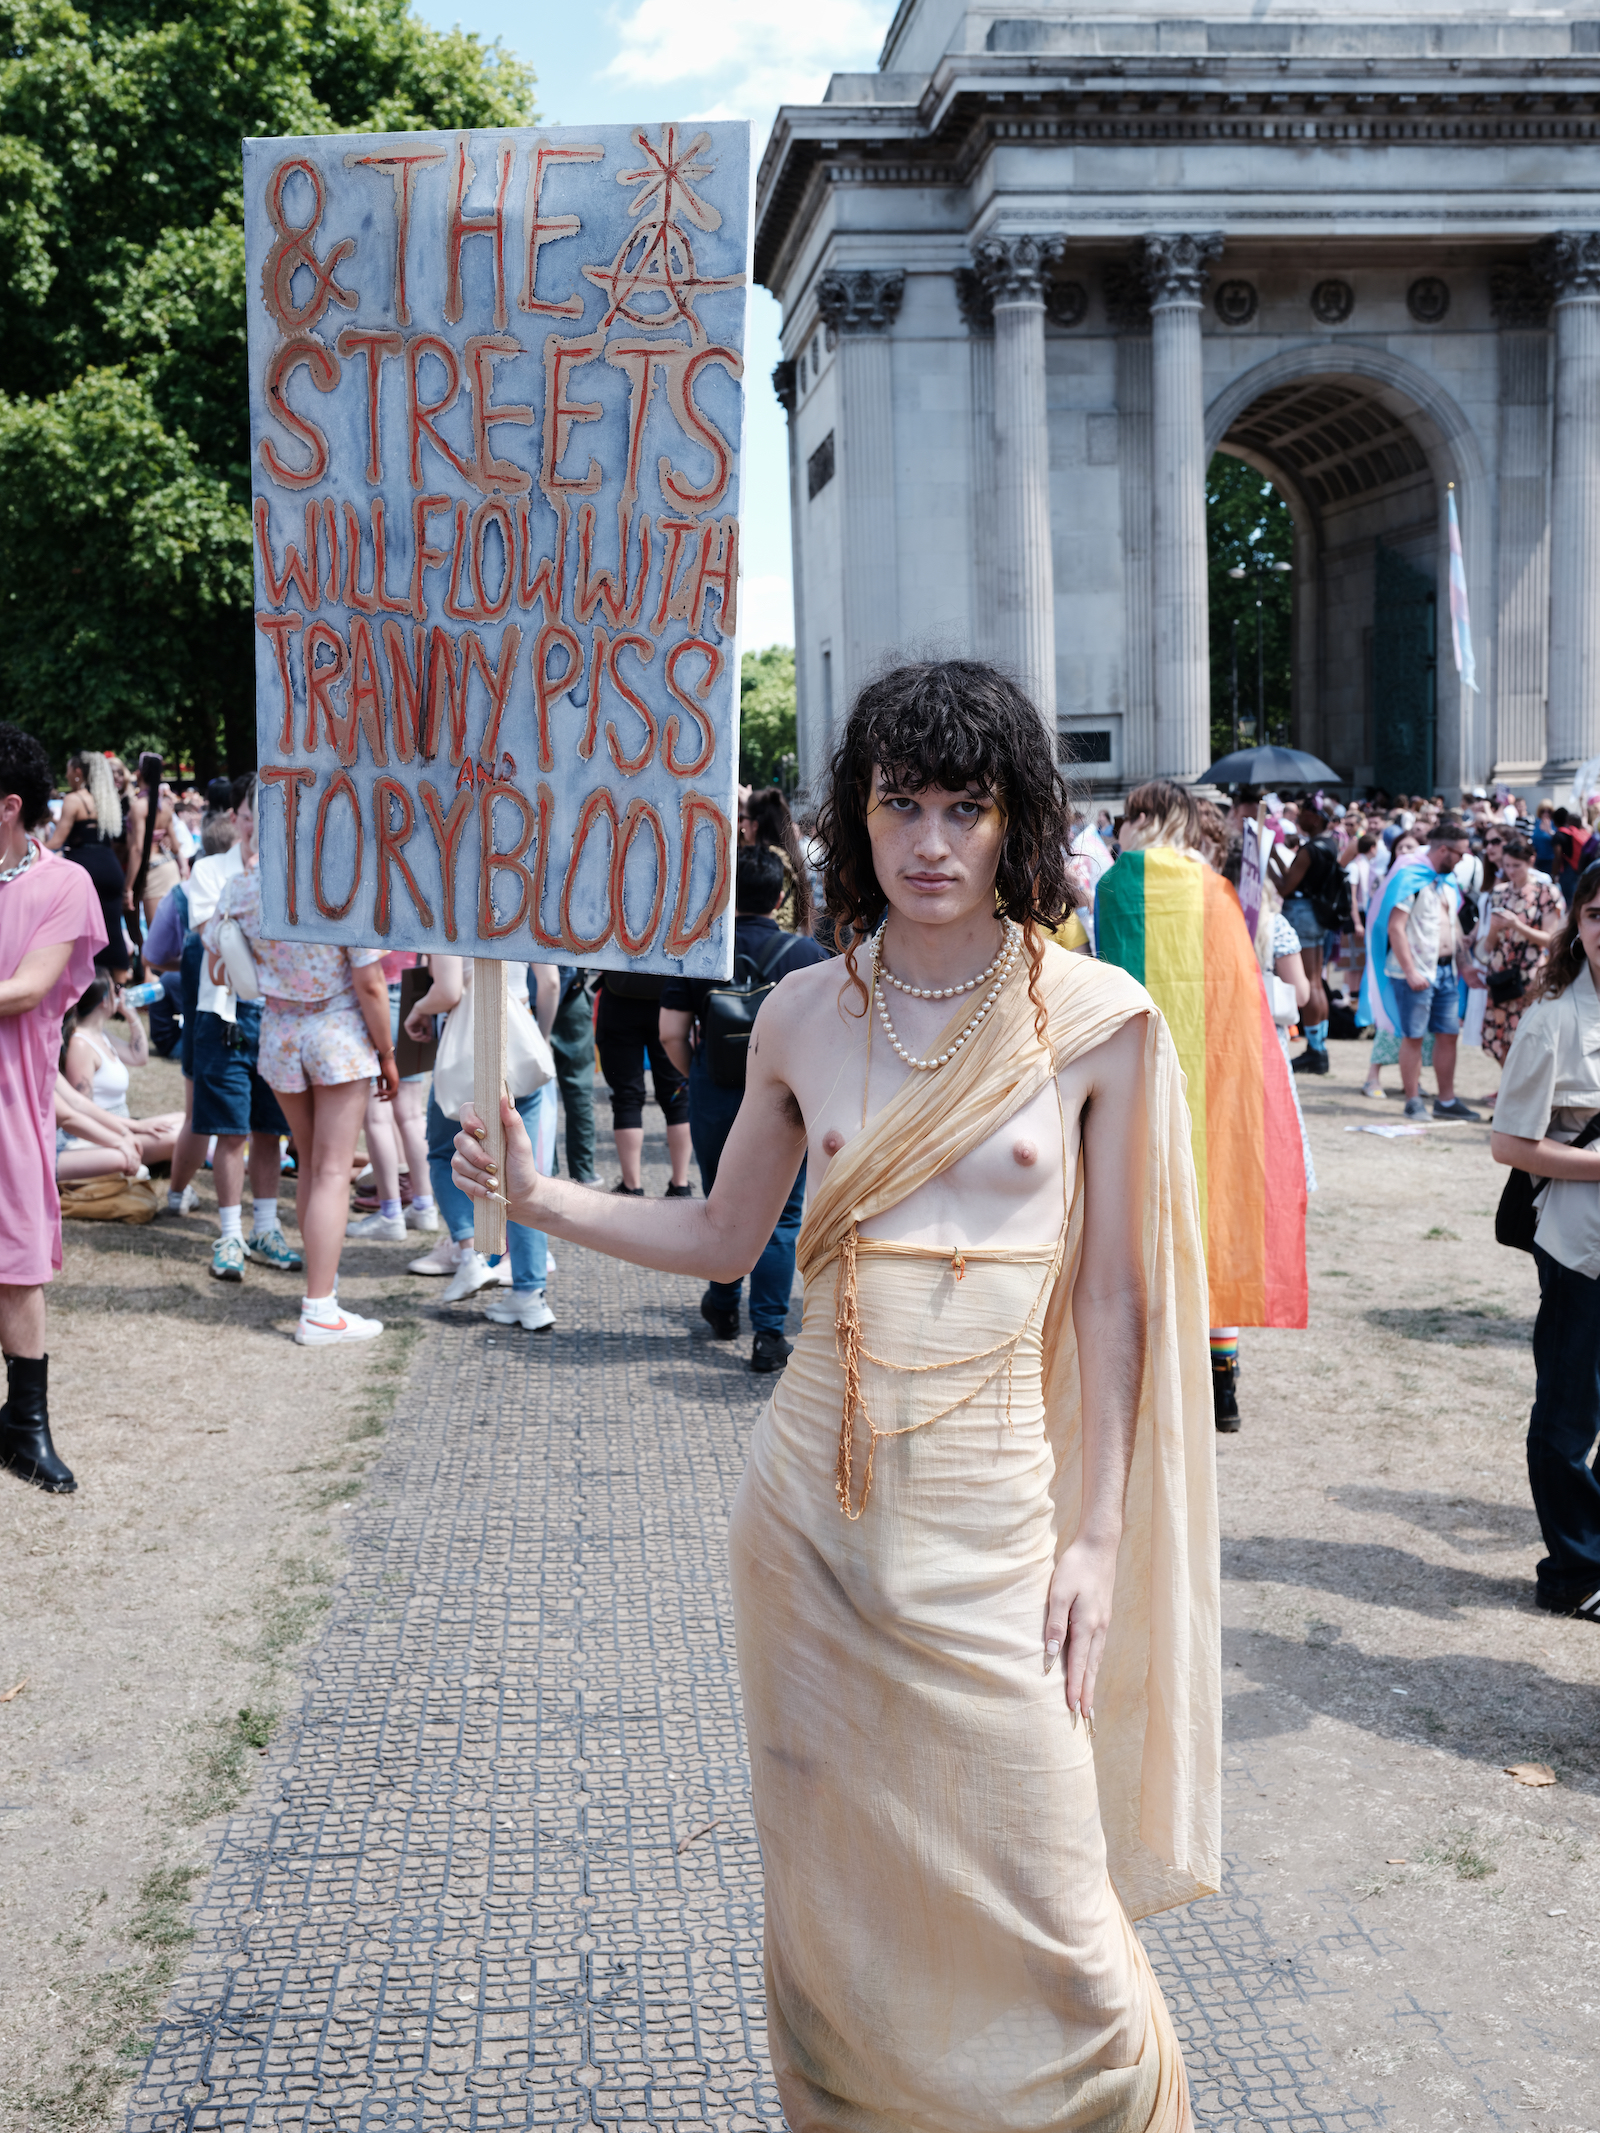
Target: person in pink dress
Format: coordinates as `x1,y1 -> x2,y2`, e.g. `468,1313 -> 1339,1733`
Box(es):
0,724 -> 107,1493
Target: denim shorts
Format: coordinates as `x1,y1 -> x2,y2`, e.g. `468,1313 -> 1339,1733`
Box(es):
191,1006 -> 290,1138
1394,968 -> 1461,1040
1280,894 -> 1323,951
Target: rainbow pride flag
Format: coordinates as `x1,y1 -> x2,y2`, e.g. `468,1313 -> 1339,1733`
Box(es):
1095,847 -> 1308,1328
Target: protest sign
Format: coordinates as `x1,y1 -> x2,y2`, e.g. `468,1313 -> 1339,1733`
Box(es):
1239,807 -> 1265,946
243,122 -> 750,979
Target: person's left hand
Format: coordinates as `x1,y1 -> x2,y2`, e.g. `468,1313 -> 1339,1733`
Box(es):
1043,1532 -> 1120,1722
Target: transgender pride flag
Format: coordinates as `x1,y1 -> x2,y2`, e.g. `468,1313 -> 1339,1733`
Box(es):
1448,485 -> 1478,693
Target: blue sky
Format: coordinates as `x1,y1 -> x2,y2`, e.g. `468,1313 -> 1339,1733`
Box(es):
411,0 -> 895,651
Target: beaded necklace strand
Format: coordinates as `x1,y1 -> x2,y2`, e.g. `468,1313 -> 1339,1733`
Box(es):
870,915 -> 1020,1072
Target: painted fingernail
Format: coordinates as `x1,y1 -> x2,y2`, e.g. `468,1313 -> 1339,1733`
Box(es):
1043,1639 -> 1060,1674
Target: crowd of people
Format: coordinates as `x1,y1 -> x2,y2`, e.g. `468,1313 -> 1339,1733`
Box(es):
0,716 -> 1594,1639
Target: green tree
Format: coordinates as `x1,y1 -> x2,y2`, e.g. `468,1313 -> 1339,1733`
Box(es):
740,643 -> 796,789
0,0 -> 537,774
1207,453 -> 1294,762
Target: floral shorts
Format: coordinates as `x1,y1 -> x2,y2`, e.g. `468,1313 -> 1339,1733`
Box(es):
259,1003 -> 379,1094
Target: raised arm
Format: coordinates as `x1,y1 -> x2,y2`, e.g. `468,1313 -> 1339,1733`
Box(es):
454,970 -> 812,1281
1045,1013 -> 1149,1722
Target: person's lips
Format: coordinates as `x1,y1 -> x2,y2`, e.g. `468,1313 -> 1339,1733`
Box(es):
904,872 -> 956,890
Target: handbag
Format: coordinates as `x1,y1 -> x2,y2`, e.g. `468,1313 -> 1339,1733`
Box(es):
213,915 -> 261,1001
394,964 -> 437,1077
432,961 -> 555,1120
603,969 -> 665,1000
1495,1109 -> 1600,1254
1485,966 -> 1525,1008
703,931 -> 794,1090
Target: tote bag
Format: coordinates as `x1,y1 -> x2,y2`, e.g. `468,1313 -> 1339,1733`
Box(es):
433,962 -> 554,1120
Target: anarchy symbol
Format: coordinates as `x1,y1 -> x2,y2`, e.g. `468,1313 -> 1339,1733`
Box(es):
261,157 -> 357,334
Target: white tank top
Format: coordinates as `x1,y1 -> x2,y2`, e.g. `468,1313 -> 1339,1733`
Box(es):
80,1028 -> 130,1117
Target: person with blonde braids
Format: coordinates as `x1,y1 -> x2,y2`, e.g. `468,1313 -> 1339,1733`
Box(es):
46,751 -> 129,978
454,660 -> 1218,2133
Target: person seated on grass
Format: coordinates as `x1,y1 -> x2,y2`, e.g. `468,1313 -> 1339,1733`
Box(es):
60,975 -> 184,1168
53,1072 -> 145,1182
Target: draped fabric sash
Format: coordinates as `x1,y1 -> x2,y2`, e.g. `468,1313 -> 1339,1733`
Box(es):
794,945 -> 1221,1920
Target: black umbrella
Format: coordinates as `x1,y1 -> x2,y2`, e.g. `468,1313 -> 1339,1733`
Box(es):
1202,744 -> 1340,788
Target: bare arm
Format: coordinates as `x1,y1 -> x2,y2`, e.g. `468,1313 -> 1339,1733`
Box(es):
108,992 -> 148,1068
659,1006 -> 693,1078
1270,842 -> 1309,896
43,793 -> 85,851
404,953 -> 463,1038
0,938 -> 74,1017
1274,947 -> 1311,1010
1045,1014 -> 1148,1723
350,960 -> 399,1101
531,962 -> 559,1039
453,976 -> 810,1281
1490,1131 -> 1600,1180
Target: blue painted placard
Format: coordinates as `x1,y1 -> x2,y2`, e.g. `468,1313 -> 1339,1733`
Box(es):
243,122 -> 750,972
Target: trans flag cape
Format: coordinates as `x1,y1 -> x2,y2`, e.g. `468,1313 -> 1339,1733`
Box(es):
1357,861 -> 1461,1038
1096,846 -> 1308,1329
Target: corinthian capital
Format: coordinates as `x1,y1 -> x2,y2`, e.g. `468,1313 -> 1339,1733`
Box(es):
816,268 -> 906,345
1535,230 -> 1600,303
1143,232 -> 1225,307
973,234 -> 1067,305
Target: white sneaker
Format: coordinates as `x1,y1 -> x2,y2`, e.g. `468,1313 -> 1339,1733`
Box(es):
167,1181 -> 198,1216
441,1250 -> 511,1303
294,1303 -> 384,1347
545,1252 -> 557,1276
408,1235 -> 463,1277
347,1210 -> 407,1242
404,1202 -> 440,1233
482,1288 -> 554,1332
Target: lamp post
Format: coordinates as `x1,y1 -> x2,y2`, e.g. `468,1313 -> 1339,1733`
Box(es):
1227,556 -> 1293,744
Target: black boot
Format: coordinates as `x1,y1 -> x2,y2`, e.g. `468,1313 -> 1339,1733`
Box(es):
0,1354 -> 75,1493
1212,1353 -> 1241,1433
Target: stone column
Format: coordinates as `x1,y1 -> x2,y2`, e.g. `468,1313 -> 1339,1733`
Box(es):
1146,232 -> 1223,781
817,269 -> 904,715
1540,232 -> 1600,781
1488,267 -> 1553,783
771,357 -> 818,790
974,236 -> 1064,724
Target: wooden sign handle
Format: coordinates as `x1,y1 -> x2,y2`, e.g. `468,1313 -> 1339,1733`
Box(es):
472,957 -> 507,1257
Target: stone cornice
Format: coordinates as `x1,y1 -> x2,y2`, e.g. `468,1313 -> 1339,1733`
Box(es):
754,74 -> 1600,287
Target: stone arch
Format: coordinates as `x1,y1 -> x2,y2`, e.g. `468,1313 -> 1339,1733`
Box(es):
1204,345 -> 1492,793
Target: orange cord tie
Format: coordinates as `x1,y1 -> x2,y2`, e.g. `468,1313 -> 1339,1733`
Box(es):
950,1248 -> 966,1282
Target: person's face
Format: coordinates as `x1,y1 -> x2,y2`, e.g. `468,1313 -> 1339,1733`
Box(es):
1577,890 -> 1600,976
866,769 -> 1005,931
737,805 -> 758,846
1430,838 -> 1469,874
234,795 -> 255,859
1394,837 -> 1421,864
1503,855 -> 1530,890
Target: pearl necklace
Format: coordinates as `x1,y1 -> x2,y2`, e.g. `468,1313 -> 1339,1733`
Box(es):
871,917 -> 1020,1072
878,917 -> 1018,1000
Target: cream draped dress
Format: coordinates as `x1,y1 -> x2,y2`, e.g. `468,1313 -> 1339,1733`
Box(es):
727,951 -> 1219,2133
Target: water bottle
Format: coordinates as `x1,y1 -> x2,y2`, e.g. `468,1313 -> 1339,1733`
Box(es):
122,980 -> 164,1009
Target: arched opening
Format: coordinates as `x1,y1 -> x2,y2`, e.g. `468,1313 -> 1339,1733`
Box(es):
1205,359 -> 1467,799
1206,455 -> 1294,759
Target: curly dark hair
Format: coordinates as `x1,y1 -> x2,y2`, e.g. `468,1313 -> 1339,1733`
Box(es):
0,722 -> 54,831
812,660 -> 1078,1031
1528,859 -> 1600,1005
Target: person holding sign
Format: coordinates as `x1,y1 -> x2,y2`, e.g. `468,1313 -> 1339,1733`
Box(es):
454,661 -> 1218,2133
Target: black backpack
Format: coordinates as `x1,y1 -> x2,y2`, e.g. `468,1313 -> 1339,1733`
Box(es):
702,931 -> 795,1090
1305,837 -> 1352,932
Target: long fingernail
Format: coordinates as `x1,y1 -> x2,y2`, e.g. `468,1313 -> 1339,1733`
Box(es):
1044,1639 -> 1059,1674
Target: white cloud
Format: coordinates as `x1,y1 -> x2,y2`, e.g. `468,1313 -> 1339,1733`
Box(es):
740,572 -> 795,652
602,0 -> 891,129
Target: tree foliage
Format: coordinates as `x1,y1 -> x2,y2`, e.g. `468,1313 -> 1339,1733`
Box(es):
1207,452 -> 1294,760
0,0 -> 537,772
739,644 -> 796,790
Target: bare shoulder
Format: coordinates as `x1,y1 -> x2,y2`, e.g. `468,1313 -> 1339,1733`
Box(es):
749,953 -> 859,1069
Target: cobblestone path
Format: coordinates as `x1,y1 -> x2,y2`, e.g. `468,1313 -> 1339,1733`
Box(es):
125,1246 -> 1394,2131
